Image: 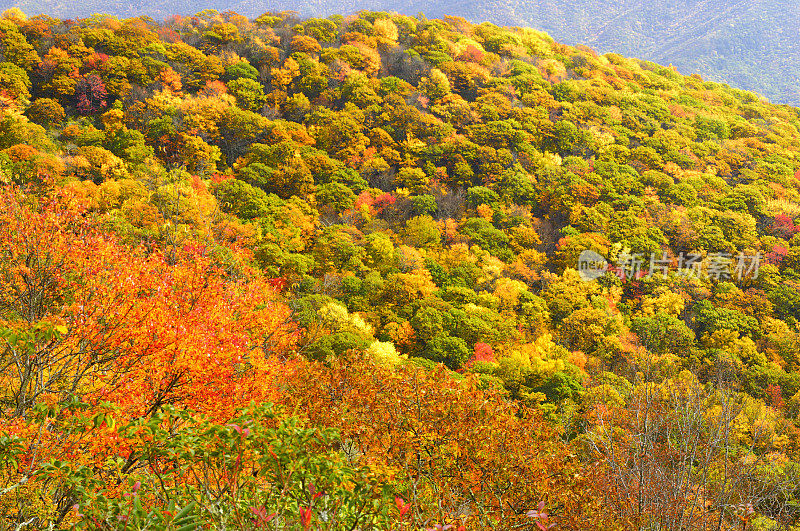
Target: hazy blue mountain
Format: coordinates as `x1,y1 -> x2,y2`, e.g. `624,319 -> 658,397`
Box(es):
3,0 -> 799,105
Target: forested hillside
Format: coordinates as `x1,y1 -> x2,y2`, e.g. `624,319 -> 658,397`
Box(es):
1,8 -> 800,529
4,0 -> 799,106
446,0 -> 800,107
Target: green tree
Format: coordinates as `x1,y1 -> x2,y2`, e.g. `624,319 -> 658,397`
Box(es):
396,167 -> 429,194
460,217 -> 511,260
214,178 -> 277,219
227,77 -> 267,111
316,182 -> 356,212
424,332 -> 470,369
631,312 -> 696,355
0,61 -> 30,102
418,68 -> 451,101
404,215 -> 441,249
411,194 -> 437,215
223,61 -> 260,81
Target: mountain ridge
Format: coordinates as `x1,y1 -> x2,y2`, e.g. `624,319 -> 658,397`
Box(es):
6,0 -> 797,105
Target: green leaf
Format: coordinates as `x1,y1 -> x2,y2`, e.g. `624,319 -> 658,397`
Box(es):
172,501 -> 195,523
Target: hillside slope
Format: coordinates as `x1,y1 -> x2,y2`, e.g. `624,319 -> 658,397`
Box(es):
1,9 -> 800,529
2,0 -> 799,105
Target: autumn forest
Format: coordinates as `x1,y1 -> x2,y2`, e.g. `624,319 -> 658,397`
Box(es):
1,7 -> 800,530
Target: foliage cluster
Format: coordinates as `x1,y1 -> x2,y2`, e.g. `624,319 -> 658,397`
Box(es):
0,7 -> 800,529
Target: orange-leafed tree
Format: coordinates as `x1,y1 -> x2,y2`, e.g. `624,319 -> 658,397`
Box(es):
282,354 -> 621,530
0,186 -> 297,527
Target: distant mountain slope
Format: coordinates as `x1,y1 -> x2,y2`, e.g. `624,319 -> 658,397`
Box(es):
477,0 -> 800,107
3,0 -> 799,105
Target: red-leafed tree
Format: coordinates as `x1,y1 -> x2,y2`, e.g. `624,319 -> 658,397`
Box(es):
75,74 -> 108,115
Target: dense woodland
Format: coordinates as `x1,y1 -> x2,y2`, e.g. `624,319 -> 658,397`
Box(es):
1,7 -> 800,530
9,0 -> 800,107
